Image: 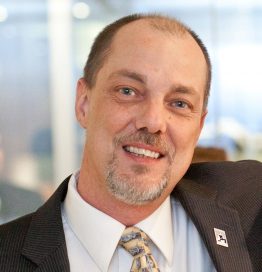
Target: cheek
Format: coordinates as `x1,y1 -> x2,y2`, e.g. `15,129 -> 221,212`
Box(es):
102,104 -> 135,135
169,120 -> 202,151
86,102 -> 133,150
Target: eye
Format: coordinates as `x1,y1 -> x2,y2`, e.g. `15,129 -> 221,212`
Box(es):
119,87 -> 135,96
171,100 -> 189,109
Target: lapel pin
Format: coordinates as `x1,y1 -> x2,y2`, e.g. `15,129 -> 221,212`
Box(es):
214,228 -> 228,247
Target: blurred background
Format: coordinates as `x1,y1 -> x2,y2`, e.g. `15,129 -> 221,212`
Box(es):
0,0 -> 262,222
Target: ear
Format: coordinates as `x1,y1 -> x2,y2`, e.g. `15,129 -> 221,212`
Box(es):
195,109 -> 208,144
75,78 -> 90,128
200,109 -> 208,130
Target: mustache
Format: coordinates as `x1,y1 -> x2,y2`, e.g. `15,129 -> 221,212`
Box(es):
114,130 -> 175,161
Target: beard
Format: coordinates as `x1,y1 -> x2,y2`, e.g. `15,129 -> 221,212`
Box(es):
105,130 -> 174,205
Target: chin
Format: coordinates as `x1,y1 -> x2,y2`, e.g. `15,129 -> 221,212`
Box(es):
105,169 -> 170,205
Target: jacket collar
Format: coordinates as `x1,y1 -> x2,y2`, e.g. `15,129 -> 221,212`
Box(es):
173,175 -> 253,272
21,177 -> 71,271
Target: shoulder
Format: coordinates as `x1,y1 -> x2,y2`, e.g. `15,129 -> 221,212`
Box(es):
185,160 -> 262,190
0,213 -> 33,261
0,177 -> 70,270
183,160 -> 262,217
0,213 -> 33,248
0,213 -> 39,270
178,161 -> 261,270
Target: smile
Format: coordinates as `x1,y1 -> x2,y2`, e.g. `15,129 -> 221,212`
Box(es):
123,146 -> 161,159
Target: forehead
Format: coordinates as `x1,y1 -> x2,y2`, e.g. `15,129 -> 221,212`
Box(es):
97,20 -> 207,95
110,19 -> 205,61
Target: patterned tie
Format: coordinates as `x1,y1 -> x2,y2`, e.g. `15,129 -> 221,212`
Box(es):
119,226 -> 160,272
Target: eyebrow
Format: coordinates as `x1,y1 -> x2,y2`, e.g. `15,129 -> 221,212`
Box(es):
109,69 -> 199,97
170,84 -> 198,97
108,69 -> 147,84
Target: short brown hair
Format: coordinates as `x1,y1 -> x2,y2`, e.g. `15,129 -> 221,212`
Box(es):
84,13 -> 212,108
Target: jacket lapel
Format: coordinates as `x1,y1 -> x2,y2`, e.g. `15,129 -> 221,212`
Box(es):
173,178 -> 253,272
21,177 -> 71,271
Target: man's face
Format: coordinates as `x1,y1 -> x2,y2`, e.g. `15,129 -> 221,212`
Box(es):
77,20 -> 207,205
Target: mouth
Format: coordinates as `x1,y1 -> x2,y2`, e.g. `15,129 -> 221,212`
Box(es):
123,145 -> 164,159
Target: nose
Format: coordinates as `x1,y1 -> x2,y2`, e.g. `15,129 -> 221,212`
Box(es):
135,101 -> 167,134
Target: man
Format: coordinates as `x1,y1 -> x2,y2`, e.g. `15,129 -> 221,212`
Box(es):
0,14 -> 261,272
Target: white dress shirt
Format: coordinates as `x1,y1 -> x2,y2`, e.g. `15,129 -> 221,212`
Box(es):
62,172 -> 216,272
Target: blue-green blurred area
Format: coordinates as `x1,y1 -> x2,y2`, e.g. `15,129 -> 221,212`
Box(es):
0,0 -> 262,222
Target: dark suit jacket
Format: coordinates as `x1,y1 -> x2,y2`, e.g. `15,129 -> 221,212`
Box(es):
0,160 -> 261,272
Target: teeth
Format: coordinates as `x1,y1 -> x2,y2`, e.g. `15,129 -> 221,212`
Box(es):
125,146 -> 160,159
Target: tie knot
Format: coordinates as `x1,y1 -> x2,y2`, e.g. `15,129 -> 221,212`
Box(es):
119,227 -> 151,257
119,227 -> 160,271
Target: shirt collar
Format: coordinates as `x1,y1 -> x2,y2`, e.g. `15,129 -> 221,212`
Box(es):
63,172 -> 173,271
136,195 -> 173,265
63,173 -> 125,272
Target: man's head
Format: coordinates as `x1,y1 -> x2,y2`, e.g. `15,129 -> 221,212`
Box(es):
76,14 -> 210,207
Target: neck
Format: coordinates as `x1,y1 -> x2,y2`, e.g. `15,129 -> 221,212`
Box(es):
77,169 -> 168,226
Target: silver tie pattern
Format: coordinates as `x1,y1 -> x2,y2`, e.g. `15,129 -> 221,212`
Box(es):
119,226 -> 160,272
